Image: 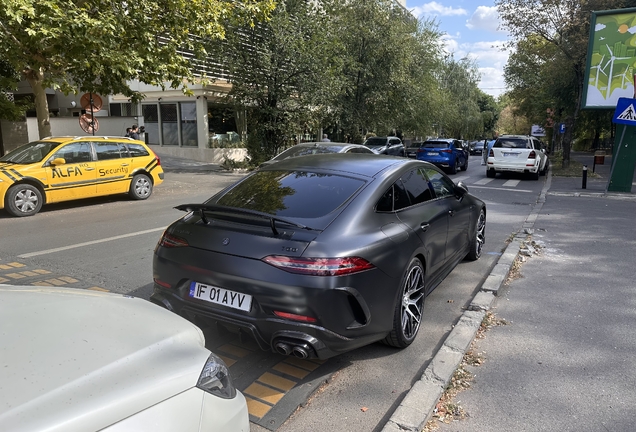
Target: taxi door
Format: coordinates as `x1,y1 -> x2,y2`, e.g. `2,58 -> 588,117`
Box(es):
94,142 -> 132,195
45,142 -> 97,203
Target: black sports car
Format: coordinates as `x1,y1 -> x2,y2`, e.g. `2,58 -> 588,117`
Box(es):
152,154 -> 486,359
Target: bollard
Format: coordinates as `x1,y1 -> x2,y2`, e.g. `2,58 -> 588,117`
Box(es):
582,164 -> 587,189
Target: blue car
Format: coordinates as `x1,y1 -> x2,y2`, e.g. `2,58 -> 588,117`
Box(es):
416,138 -> 468,174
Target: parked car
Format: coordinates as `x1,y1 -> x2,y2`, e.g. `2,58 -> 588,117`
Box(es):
472,140 -> 485,155
362,136 -> 405,157
152,154 -> 486,360
0,285 -> 249,432
415,138 -> 468,174
486,134 -> 549,180
0,136 -> 164,217
260,142 -> 374,167
405,141 -> 425,158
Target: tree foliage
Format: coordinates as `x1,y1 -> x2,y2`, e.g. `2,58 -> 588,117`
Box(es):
0,0 -> 274,138
208,0 -> 332,162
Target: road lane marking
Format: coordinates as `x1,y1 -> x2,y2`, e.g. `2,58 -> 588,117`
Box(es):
469,185 -> 533,193
503,179 -> 521,187
474,178 -> 495,185
18,227 -> 166,258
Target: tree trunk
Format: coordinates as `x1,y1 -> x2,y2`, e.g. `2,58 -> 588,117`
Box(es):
24,67 -> 51,138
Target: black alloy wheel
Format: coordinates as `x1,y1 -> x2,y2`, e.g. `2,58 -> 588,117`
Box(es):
466,209 -> 486,261
384,258 -> 425,348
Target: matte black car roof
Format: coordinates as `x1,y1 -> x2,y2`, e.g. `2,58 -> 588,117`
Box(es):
259,153 -> 419,178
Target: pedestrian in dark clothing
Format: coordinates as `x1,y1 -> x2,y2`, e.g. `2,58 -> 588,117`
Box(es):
125,128 -> 131,137
130,125 -> 140,140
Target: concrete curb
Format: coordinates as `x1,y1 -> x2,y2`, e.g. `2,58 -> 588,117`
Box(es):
381,169 -> 553,432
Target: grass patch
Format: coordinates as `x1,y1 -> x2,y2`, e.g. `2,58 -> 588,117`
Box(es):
550,152 -> 600,178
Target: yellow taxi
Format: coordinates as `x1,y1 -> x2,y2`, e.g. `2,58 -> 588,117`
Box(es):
0,136 -> 164,217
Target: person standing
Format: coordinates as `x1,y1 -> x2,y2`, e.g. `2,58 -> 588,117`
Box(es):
124,127 -> 131,138
321,134 -> 330,142
130,125 -> 140,140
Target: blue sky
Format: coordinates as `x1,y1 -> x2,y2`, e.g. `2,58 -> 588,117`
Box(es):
405,0 -> 510,98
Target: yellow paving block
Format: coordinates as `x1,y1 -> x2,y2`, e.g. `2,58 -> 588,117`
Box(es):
284,357 -> 321,371
272,362 -> 310,380
0,277 -> 9,283
58,276 -> 78,283
19,271 -> 39,277
244,382 -> 285,405
87,287 -> 109,292
33,269 -> 52,274
32,281 -> 53,286
217,343 -> 252,358
218,354 -> 236,367
5,273 -> 25,279
7,262 -> 25,268
258,372 -> 296,392
245,397 -> 272,419
45,279 -> 66,286
0,264 -> 11,270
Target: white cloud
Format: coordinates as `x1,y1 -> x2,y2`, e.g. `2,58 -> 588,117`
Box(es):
479,66 -> 506,97
595,23 -> 606,31
410,2 -> 467,18
466,6 -> 502,33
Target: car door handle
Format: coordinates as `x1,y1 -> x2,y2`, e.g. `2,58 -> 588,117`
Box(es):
121,163 -> 129,167
420,223 -> 430,232
84,167 -> 94,171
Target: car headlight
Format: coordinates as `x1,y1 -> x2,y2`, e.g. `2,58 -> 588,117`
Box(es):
196,353 -> 237,399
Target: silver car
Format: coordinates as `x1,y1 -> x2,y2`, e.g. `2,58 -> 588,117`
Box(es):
0,286 -> 249,432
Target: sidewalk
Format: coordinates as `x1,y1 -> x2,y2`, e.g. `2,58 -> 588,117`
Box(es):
383,152 -> 636,432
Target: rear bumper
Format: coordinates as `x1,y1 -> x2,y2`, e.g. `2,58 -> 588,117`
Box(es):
487,160 -> 539,173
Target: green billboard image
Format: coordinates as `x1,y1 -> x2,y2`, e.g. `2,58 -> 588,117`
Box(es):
583,8 -> 636,108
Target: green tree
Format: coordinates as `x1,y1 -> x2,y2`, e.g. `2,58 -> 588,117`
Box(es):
208,0 -> 332,163
0,0 -> 274,139
496,0 -> 635,166
324,0 -> 442,142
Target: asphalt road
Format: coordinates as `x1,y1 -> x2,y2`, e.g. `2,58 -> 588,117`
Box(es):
0,154 -> 547,431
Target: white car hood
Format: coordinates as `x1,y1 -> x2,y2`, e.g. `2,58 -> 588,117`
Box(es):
0,286 -> 210,432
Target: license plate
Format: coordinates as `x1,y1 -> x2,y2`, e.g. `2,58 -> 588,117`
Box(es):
427,152 -> 439,156
503,152 -> 520,157
189,281 -> 252,312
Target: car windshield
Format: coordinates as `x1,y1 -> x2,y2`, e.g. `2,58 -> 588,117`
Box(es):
0,140 -> 63,164
423,141 -> 450,149
364,137 -> 387,148
494,138 -> 530,149
216,170 -> 365,219
273,145 -> 345,160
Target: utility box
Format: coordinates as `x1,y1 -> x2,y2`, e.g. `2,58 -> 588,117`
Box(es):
608,124 -> 636,192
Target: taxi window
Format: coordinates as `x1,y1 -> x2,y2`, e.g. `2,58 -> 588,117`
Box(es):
95,142 -> 122,160
51,143 -> 92,164
126,144 -> 150,157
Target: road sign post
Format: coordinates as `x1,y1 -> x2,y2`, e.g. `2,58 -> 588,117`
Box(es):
608,97 -> 636,192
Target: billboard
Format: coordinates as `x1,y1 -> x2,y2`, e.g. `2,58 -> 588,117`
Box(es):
582,8 -> 636,109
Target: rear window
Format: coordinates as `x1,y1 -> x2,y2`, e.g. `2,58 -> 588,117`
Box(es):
423,141 -> 450,149
364,137 -> 387,147
216,170 -> 365,219
273,145 -> 342,160
494,138 -> 530,149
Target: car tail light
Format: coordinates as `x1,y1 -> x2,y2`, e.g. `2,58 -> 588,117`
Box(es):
273,311 -> 317,323
262,255 -> 374,276
528,150 -> 536,159
441,149 -> 452,153
489,148 -> 494,157
158,232 -> 189,248
155,155 -> 161,165
154,278 -> 172,288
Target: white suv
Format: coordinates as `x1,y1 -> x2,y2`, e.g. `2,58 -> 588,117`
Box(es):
486,135 -> 549,180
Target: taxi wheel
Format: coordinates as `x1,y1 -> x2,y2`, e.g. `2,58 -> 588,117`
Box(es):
129,174 -> 153,200
6,184 -> 43,217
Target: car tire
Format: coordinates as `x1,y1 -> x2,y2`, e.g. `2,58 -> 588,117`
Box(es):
466,208 -> 486,261
486,168 -> 495,178
449,158 -> 458,174
540,159 -> 549,176
529,170 -> 539,180
462,157 -> 468,171
129,173 -> 153,200
383,258 -> 425,348
5,184 -> 43,217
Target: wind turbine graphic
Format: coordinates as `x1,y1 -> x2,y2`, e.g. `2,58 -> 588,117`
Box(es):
605,44 -> 630,97
616,66 -> 633,89
591,54 -> 607,88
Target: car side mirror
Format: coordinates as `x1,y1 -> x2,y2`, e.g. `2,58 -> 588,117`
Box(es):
50,157 -> 66,166
455,181 -> 468,197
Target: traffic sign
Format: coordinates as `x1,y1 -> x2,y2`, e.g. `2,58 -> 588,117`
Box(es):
612,97 -> 636,125
559,123 -> 566,134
